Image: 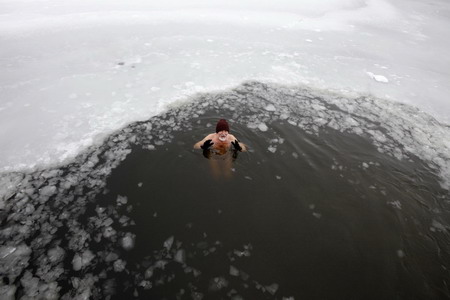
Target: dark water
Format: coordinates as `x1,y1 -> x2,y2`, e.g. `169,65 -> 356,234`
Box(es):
96,114 -> 449,300
1,82 -> 449,299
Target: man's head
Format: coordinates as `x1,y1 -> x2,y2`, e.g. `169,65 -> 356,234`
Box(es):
216,119 -> 230,133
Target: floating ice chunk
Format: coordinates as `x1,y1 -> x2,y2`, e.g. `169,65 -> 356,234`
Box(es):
312,212 -> 322,219
265,283 -> 279,295
258,123 -> 268,132
174,249 -> 186,264
430,219 -> 446,232
102,218 -> 114,227
209,277 -> 228,291
0,246 -> 17,259
275,175 -> 282,180
20,271 -> 40,298
139,280 -> 152,290
362,162 -> 369,169
264,104 -> 276,112
0,285 -> 16,300
72,250 -> 95,271
233,249 -> 251,257
137,182 -> 143,187
103,226 -> 116,238
121,233 -> 135,251
119,215 -> 130,225
95,206 -> 105,214
268,146 -> 277,153
116,195 -> 128,206
154,260 -> 168,270
145,267 -> 154,279
104,252 -> 119,263
193,269 -> 202,277
344,117 -> 359,127
40,185 -> 57,197
0,244 -> 31,281
366,72 -> 389,83
244,176 -> 252,180
48,246 -> 65,264
113,259 -> 126,272
229,265 -> 239,276
287,119 -> 297,126
282,297 -> 295,300
164,236 -> 174,250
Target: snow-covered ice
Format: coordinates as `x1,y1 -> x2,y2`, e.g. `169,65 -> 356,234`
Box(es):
1,0 -> 450,298
366,72 -> 389,83
1,0 -> 450,173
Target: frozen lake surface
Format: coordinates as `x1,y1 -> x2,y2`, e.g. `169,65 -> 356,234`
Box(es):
1,0 -> 450,299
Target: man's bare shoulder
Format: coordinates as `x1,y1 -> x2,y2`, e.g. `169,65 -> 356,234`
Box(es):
228,134 -> 238,140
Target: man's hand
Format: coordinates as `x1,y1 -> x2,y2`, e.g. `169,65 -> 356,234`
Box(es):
231,139 -> 242,151
201,139 -> 214,150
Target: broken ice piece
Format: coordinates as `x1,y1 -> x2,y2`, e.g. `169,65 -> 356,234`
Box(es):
121,233 -> 135,250
117,195 -> 128,206
229,265 -> 239,276
174,249 -> 186,264
258,123 -> 268,131
264,104 -> 276,111
113,259 -> 126,272
164,236 -> 174,250
72,250 -> 95,271
265,283 -> 279,295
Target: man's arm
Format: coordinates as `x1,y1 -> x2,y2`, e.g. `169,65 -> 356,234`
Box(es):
194,134 -> 215,149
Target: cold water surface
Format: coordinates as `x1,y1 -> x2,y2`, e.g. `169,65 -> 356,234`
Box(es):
96,115 -> 449,299
1,82 -> 449,299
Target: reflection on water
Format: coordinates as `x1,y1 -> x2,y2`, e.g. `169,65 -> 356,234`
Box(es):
202,148 -> 240,180
0,82 -> 449,299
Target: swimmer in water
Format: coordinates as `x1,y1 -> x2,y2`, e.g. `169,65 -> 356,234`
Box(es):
194,119 -> 247,154
194,119 -> 247,179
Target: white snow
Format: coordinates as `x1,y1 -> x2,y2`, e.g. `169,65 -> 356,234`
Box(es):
366,72 -> 389,83
1,0 -> 450,172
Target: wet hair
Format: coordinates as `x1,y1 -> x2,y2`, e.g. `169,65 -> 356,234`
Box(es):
216,119 -> 230,133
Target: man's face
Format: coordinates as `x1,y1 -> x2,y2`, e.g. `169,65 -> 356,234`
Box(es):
218,130 -> 229,142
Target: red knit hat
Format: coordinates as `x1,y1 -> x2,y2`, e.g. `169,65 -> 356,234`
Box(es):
216,119 -> 230,133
